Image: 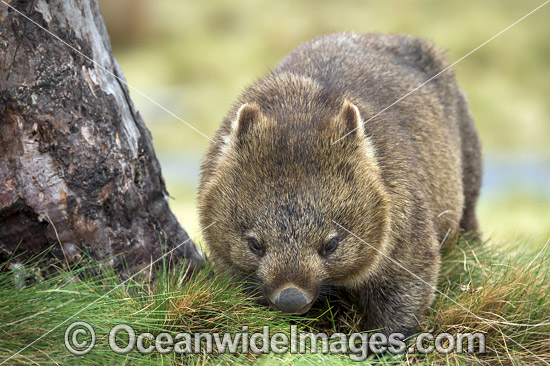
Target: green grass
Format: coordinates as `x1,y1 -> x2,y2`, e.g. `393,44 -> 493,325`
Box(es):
1,234 -> 549,365
0,249 -> 306,365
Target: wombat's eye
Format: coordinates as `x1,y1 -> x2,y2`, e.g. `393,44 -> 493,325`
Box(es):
246,237 -> 264,256
320,236 -> 340,257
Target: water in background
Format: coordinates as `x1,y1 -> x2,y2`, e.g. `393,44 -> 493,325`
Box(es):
157,152 -> 550,198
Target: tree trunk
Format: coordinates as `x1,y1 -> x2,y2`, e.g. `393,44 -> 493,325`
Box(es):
0,0 -> 203,273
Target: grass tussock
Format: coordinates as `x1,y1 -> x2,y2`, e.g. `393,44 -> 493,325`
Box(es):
424,235 -> 550,365
0,234 -> 549,365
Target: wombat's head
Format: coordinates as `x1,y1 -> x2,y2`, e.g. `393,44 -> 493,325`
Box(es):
198,77 -> 391,314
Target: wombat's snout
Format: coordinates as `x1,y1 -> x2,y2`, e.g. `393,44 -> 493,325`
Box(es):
270,286 -> 313,314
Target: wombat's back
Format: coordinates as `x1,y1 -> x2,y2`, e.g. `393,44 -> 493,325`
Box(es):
275,32 -> 475,241
275,33 -> 455,113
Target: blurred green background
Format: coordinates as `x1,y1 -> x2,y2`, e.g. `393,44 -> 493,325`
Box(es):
98,0 -> 549,249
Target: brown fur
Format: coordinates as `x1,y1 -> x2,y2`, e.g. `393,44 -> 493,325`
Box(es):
198,33 -> 482,336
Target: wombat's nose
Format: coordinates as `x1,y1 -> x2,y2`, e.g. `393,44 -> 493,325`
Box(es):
271,287 -> 311,314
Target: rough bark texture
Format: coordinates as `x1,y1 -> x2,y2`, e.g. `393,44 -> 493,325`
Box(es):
0,0 -> 203,273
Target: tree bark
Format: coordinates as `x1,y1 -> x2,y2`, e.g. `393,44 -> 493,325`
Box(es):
0,0 -> 203,273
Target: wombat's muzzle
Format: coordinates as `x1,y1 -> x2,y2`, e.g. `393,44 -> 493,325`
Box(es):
269,286 -> 313,314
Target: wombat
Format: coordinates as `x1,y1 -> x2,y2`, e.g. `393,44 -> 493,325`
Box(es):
198,33 -> 482,337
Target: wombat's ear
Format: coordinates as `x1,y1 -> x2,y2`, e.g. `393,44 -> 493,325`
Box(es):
225,103 -> 261,144
221,103 -> 261,153
337,101 -> 365,139
233,103 -> 259,138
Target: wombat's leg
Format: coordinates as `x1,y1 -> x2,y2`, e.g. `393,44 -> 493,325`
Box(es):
357,267 -> 438,338
457,91 -> 482,233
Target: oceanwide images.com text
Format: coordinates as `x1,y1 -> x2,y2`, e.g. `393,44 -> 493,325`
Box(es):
65,322 -> 486,361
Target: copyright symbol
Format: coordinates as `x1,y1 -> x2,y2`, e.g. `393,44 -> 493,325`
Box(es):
64,321 -> 96,355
